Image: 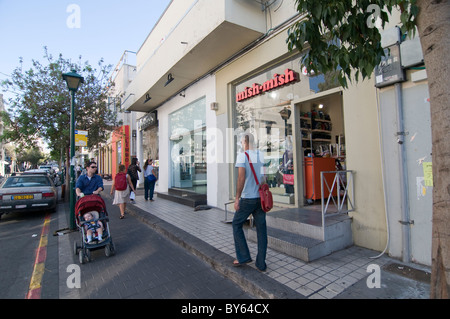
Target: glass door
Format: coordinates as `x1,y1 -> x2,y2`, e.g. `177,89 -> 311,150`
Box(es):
169,98 -> 206,194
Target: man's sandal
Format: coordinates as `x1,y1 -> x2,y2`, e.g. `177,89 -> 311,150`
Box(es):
232,259 -> 252,267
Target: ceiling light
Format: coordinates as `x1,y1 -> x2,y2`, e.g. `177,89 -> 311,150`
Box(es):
164,73 -> 174,87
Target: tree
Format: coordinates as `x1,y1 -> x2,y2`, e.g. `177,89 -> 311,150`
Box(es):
1,47 -> 120,188
287,0 -> 449,298
16,146 -> 45,168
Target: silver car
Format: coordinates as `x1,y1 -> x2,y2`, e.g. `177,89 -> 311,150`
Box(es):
0,173 -> 58,219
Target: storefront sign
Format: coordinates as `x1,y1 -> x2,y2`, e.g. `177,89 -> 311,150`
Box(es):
236,68 -> 299,102
138,111 -> 157,130
123,126 -> 130,167
283,174 -> 295,185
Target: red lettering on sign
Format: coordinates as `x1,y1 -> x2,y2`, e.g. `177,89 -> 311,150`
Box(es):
236,69 -> 299,102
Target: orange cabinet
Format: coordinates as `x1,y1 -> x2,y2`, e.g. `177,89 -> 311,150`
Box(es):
304,157 -> 337,200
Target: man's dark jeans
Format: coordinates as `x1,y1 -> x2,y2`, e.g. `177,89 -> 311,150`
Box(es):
232,198 -> 267,271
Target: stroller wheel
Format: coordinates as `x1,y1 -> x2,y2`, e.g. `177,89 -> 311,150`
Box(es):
85,249 -> 91,262
79,248 -> 91,264
79,250 -> 85,264
73,241 -> 80,255
105,241 -> 115,257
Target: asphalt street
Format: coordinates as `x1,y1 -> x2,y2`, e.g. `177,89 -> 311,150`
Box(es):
0,188 -> 253,300
0,207 -> 60,299
70,191 -> 253,299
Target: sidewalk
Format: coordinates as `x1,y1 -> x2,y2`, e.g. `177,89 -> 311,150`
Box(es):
107,181 -> 431,299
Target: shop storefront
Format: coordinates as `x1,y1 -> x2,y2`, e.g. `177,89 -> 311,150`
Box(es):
139,111 -> 159,166
231,54 -> 344,208
111,125 -> 130,178
169,97 -> 207,195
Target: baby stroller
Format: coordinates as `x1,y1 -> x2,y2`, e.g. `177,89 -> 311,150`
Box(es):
73,194 -> 115,264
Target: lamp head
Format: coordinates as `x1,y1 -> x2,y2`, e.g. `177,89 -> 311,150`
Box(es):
279,107 -> 291,120
62,69 -> 84,92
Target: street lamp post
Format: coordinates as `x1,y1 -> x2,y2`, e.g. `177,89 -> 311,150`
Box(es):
62,70 -> 84,230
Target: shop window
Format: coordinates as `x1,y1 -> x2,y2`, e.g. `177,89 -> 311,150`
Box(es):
169,97 -> 207,194
232,53 -> 345,205
233,59 -> 302,205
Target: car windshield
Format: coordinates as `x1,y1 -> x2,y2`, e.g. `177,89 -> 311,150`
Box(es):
3,176 -> 51,188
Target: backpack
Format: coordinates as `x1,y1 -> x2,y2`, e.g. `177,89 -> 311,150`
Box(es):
115,172 -> 128,191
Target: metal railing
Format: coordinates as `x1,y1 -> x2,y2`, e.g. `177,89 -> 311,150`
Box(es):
320,170 -> 355,239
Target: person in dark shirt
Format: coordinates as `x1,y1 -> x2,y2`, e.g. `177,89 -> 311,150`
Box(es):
127,158 -> 141,202
76,161 -> 103,197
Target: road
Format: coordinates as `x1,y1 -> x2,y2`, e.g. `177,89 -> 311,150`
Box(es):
0,208 -> 60,299
0,191 -> 252,299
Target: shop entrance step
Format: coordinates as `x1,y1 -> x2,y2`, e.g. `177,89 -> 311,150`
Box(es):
156,188 -> 207,208
247,208 -> 353,262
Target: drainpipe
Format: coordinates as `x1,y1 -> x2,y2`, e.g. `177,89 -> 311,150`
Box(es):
394,83 -> 411,263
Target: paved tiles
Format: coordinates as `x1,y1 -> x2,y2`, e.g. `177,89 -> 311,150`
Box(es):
116,181 -> 430,299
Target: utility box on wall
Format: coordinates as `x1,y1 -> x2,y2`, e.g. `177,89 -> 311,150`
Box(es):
374,44 -> 405,88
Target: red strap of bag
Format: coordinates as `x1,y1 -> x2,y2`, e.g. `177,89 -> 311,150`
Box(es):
245,151 -> 273,212
244,151 -> 259,185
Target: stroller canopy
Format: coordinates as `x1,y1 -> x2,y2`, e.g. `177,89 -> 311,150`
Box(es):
75,195 -> 107,219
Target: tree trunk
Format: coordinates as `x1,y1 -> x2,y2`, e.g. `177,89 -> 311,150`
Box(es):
416,0 -> 450,299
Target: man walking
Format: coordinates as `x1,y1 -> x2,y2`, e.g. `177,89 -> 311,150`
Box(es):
232,133 -> 267,272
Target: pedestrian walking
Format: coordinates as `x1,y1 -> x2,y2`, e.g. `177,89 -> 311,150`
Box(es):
232,133 -> 267,272
127,158 -> 141,202
111,164 -> 135,219
143,158 -> 157,201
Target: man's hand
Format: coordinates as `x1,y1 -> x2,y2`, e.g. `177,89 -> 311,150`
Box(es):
234,197 -> 240,212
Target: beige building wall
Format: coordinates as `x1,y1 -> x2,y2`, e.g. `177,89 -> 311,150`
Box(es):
343,80 -> 387,251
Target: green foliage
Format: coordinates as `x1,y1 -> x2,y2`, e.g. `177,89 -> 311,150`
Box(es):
287,0 -> 418,88
16,146 -> 45,167
0,47 -> 118,157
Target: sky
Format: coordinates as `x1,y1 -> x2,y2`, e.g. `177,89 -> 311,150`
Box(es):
0,0 -> 171,105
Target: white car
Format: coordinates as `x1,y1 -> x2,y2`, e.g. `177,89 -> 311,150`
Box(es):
0,172 -> 58,219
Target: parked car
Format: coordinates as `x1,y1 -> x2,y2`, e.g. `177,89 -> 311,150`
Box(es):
38,165 -> 52,171
0,173 -> 58,219
27,168 -> 59,185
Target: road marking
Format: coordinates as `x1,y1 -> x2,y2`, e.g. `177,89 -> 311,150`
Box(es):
26,213 -> 50,299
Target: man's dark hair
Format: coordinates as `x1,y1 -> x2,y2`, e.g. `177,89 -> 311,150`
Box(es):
86,161 -> 97,168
